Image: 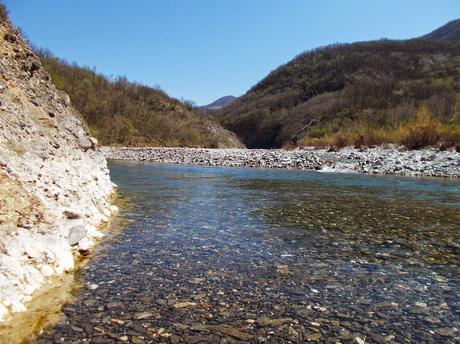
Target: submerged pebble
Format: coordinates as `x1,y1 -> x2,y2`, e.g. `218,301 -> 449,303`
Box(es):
35,162 -> 460,343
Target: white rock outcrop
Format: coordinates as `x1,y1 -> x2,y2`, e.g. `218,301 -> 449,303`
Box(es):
0,17 -> 115,320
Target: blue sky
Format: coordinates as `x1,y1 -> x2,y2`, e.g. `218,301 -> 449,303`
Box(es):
4,0 -> 460,105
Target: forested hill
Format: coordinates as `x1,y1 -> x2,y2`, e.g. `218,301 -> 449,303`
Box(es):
37,50 -> 244,148
216,25 -> 460,148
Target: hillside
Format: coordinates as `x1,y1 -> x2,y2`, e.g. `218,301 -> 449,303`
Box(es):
37,51 -> 244,148
423,19 -> 460,42
200,96 -> 237,110
217,31 -> 460,148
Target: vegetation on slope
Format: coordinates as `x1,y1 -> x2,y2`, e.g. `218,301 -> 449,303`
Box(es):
37,50 -> 242,148
217,37 -> 460,149
423,19 -> 460,42
297,103 -> 460,150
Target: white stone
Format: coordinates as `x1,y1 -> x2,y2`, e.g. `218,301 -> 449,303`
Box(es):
77,238 -> 91,251
103,208 -> 111,218
87,283 -> 98,290
11,301 -> 27,313
40,265 -> 54,277
87,226 -> 104,239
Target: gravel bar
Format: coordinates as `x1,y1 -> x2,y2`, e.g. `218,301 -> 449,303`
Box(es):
103,146 -> 460,178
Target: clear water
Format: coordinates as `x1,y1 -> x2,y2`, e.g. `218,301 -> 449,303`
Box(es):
36,161 -> 460,343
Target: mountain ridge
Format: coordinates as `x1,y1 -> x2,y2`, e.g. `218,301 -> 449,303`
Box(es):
423,18 -> 460,42
200,96 -> 237,110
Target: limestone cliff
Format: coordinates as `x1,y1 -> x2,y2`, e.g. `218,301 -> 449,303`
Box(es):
0,13 -> 116,320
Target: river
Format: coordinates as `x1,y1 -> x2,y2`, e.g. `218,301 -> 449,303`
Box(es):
35,161 -> 460,343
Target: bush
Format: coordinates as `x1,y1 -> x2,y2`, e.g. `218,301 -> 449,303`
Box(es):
296,104 -> 460,150
400,104 -> 440,149
438,124 -> 460,147
331,132 -> 350,149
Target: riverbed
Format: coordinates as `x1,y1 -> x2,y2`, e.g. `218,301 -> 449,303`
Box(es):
35,161 -> 460,343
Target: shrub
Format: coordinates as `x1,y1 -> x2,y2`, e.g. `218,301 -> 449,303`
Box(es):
296,104 -> 460,150
438,124 -> 460,147
400,104 -> 440,149
331,132 -> 350,149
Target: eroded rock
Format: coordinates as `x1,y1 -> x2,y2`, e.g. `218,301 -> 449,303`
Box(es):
0,16 -> 115,321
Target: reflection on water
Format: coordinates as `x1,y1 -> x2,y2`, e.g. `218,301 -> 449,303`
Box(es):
36,161 -> 460,343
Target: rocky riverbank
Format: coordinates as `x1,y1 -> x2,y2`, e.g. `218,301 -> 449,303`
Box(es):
103,146 -> 460,178
0,15 -> 116,322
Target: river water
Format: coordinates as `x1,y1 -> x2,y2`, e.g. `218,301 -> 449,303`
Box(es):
35,161 -> 460,343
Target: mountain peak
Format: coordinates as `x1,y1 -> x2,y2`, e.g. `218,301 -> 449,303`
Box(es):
201,96 -> 237,110
423,18 -> 460,42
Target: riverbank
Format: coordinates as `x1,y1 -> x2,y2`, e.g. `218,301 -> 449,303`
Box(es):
103,146 -> 460,178
0,17 -> 118,324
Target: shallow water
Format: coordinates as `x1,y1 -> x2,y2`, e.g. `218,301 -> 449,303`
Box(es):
35,161 -> 460,343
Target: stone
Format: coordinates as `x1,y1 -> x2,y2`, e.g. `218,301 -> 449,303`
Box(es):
78,134 -> 92,151
355,337 -> 366,344
134,311 -> 154,319
173,301 -> 197,309
63,209 -> 82,219
383,335 -> 395,342
435,328 -> 455,337
67,225 -> 87,246
90,137 -> 98,150
40,265 -> 54,276
256,316 -> 293,326
102,208 -> 111,218
106,302 -> 123,310
109,319 -> 125,325
77,237 -> 91,252
60,92 -> 71,106
306,333 -> 321,341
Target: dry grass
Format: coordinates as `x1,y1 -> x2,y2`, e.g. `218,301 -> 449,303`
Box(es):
296,104 -> 460,150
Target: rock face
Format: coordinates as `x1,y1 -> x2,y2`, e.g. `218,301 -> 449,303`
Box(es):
0,16 -> 115,320
204,123 -> 246,149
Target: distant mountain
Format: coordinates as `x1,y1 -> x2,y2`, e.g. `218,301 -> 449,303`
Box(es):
37,51 -> 244,148
215,21 -> 460,149
201,96 -> 237,110
423,19 -> 460,42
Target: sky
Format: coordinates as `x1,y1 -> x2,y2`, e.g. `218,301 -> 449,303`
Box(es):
3,1 -> 460,105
